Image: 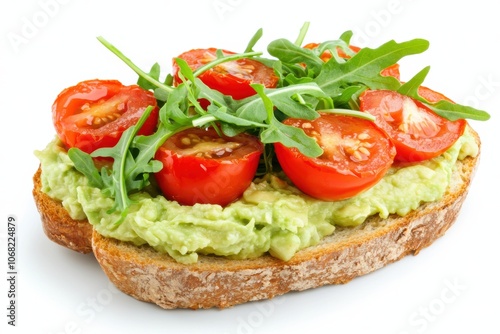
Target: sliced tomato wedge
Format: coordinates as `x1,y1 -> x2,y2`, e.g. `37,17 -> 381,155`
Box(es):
52,79 -> 159,153
172,48 -> 279,100
303,43 -> 400,79
274,113 -> 396,201
359,89 -> 467,162
154,127 -> 263,206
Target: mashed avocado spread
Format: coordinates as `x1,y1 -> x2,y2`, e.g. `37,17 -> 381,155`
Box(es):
35,127 -> 478,264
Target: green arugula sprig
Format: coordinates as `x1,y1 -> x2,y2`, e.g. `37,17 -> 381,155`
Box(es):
268,25 -> 490,121
397,66 -> 490,120
70,23 -> 490,219
175,66 -> 333,157
98,36 -> 173,96
69,107 -> 189,222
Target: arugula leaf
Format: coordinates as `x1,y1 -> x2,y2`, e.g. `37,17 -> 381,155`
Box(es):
427,101 -> 491,121
206,106 -> 268,128
69,108 -> 188,224
89,107 -> 158,215
70,107 -> 176,223
136,62 -> 172,102
316,39 -> 354,63
174,58 -> 197,83
196,78 -> 236,107
67,148 -> 104,188
314,38 -> 429,96
137,62 -> 172,92
159,84 -> 192,128
397,66 -> 430,96
333,85 -> 366,109
398,66 -> 491,121
252,84 -> 323,157
268,39 -> 324,75
260,118 -> 323,157
294,21 -> 310,46
137,63 -> 161,91
339,30 -> 354,45
154,87 -> 170,102
235,82 -> 329,123
244,28 -> 264,53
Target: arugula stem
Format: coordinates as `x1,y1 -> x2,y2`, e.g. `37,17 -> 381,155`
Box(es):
117,106 -> 155,211
192,115 -> 217,127
294,22 -> 310,46
244,28 -> 264,53
191,51 -> 262,77
320,108 -> 376,121
97,36 -> 173,93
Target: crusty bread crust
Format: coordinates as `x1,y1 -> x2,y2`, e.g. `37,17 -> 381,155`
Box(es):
91,131 -> 480,309
32,167 -> 93,253
33,129 -> 480,309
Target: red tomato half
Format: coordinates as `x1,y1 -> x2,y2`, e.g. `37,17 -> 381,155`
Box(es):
52,79 -> 159,153
303,43 -> 400,80
359,89 -> 467,162
154,127 -> 263,206
274,113 -> 396,201
173,48 -> 279,100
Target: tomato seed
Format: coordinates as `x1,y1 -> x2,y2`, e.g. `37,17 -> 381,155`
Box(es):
352,150 -> 363,161
357,133 -> 371,140
358,147 -> 370,156
301,122 -> 313,129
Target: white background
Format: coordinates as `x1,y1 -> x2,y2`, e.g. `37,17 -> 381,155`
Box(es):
1,0 -> 499,333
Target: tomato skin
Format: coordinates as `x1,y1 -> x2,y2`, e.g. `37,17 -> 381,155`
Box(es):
303,43 -> 400,80
417,85 -> 453,103
359,89 -> 467,162
274,114 -> 396,201
380,64 -> 400,80
154,127 -> 263,206
172,48 -> 278,100
52,79 -> 159,153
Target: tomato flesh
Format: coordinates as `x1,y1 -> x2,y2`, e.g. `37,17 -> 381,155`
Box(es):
274,113 -> 396,201
173,48 -> 278,100
154,127 -> 263,206
52,79 -> 159,153
359,89 -> 467,162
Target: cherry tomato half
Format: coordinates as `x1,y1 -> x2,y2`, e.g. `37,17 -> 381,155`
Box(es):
154,127 -> 263,206
274,113 -> 396,201
303,43 -> 400,80
359,89 -> 467,162
52,79 -> 159,153
172,48 -> 279,100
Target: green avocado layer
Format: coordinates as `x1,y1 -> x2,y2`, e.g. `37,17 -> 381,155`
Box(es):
35,127 -> 478,263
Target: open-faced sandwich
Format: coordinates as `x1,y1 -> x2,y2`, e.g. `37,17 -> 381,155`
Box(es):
33,23 -> 490,309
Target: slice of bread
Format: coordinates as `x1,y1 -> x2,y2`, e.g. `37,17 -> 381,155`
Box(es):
91,130 -> 480,309
32,128 -> 480,309
32,167 -> 93,253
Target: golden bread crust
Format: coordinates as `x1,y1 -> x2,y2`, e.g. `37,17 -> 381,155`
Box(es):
32,167 -> 93,253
